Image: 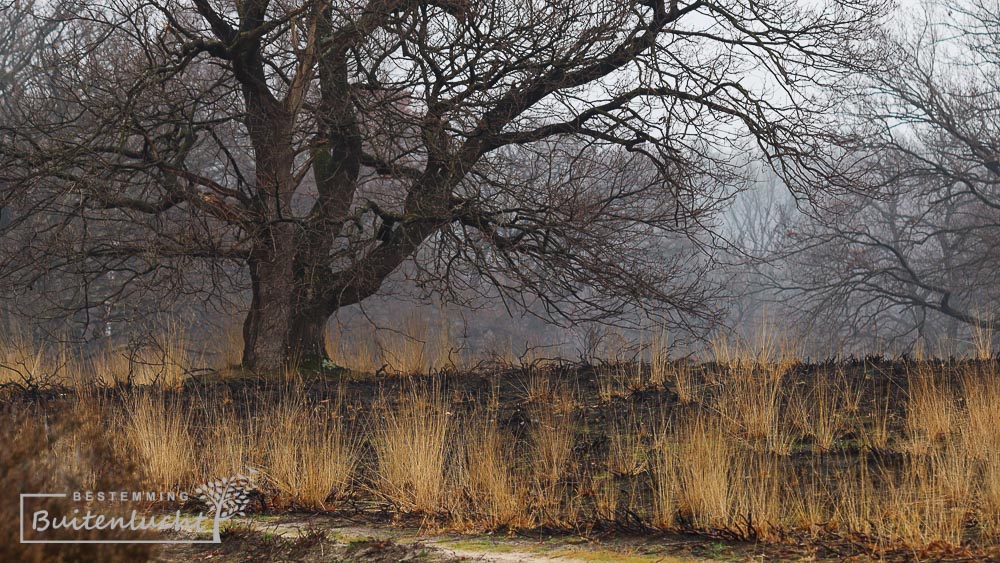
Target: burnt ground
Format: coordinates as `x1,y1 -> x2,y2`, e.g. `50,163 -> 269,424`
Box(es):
6,356 -> 1000,562
172,356 -> 999,561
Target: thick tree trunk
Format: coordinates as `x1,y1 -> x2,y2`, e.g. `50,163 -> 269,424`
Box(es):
241,265 -> 331,372
240,225 -> 331,372
286,304 -> 330,365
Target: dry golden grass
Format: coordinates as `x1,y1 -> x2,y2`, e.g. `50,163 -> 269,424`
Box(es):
673,414 -> 732,527
519,369 -> 577,414
596,366 -> 621,403
11,326 -> 1000,554
730,451 -> 783,539
713,364 -> 784,447
373,382 -> 452,514
905,367 -> 955,454
529,402 -> 575,521
671,362 -> 698,405
648,329 -> 670,387
784,465 -> 833,534
121,392 -> 195,489
519,366 -> 557,404
263,392 -> 359,510
616,362 -> 648,395
882,448 -> 972,549
959,367 -> 1000,460
199,404 -> 259,481
650,425 -> 676,529
593,469 -> 619,522
979,448 -> 1000,538
832,457 -> 880,537
971,321 -> 994,361
457,414 -> 532,528
790,376 -> 847,454
607,411 -> 649,477
858,386 -> 893,452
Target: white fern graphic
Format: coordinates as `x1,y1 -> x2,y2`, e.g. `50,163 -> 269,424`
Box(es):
193,468 -> 257,542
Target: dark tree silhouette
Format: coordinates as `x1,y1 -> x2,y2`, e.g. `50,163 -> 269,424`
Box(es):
0,0 -> 889,370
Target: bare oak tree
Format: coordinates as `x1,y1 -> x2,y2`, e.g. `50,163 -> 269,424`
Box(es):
0,0 -> 889,370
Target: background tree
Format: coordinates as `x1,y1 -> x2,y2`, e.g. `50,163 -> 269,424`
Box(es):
0,0 -> 889,371
776,0 -> 1000,353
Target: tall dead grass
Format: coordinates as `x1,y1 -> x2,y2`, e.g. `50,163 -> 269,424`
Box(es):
673,414 -> 732,527
373,383 -> 452,514
713,364 -> 786,451
650,424 -> 676,529
327,314 -> 455,375
529,400 -> 575,522
263,392 -> 359,510
959,366 -> 1000,460
457,415 -> 531,528
905,367 -> 955,454
10,327 -> 1000,554
790,375 -> 850,454
121,392 -> 196,489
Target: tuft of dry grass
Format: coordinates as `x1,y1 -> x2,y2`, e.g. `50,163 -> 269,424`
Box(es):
882,446 -> 973,549
830,444 -> 974,550
458,415 -> 531,528
858,385 -> 893,452
971,321 -> 994,361
673,414 -> 732,527
979,448 -> 1000,538
648,329 -> 670,387
713,364 -> 784,447
790,375 -> 848,454
784,464 -> 833,534
833,456 -> 881,537
121,392 -> 196,489
615,362 -> 648,395
607,410 -> 649,477
263,392 -> 358,510
672,362 -> 698,405
593,470 -> 619,522
650,424 -> 676,529
528,402 -> 575,521
199,403 -> 259,481
730,450 -> 783,539
905,367 -> 955,454
959,366 -> 1000,460
596,366 -> 620,403
373,382 -> 452,514
519,367 -> 556,404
